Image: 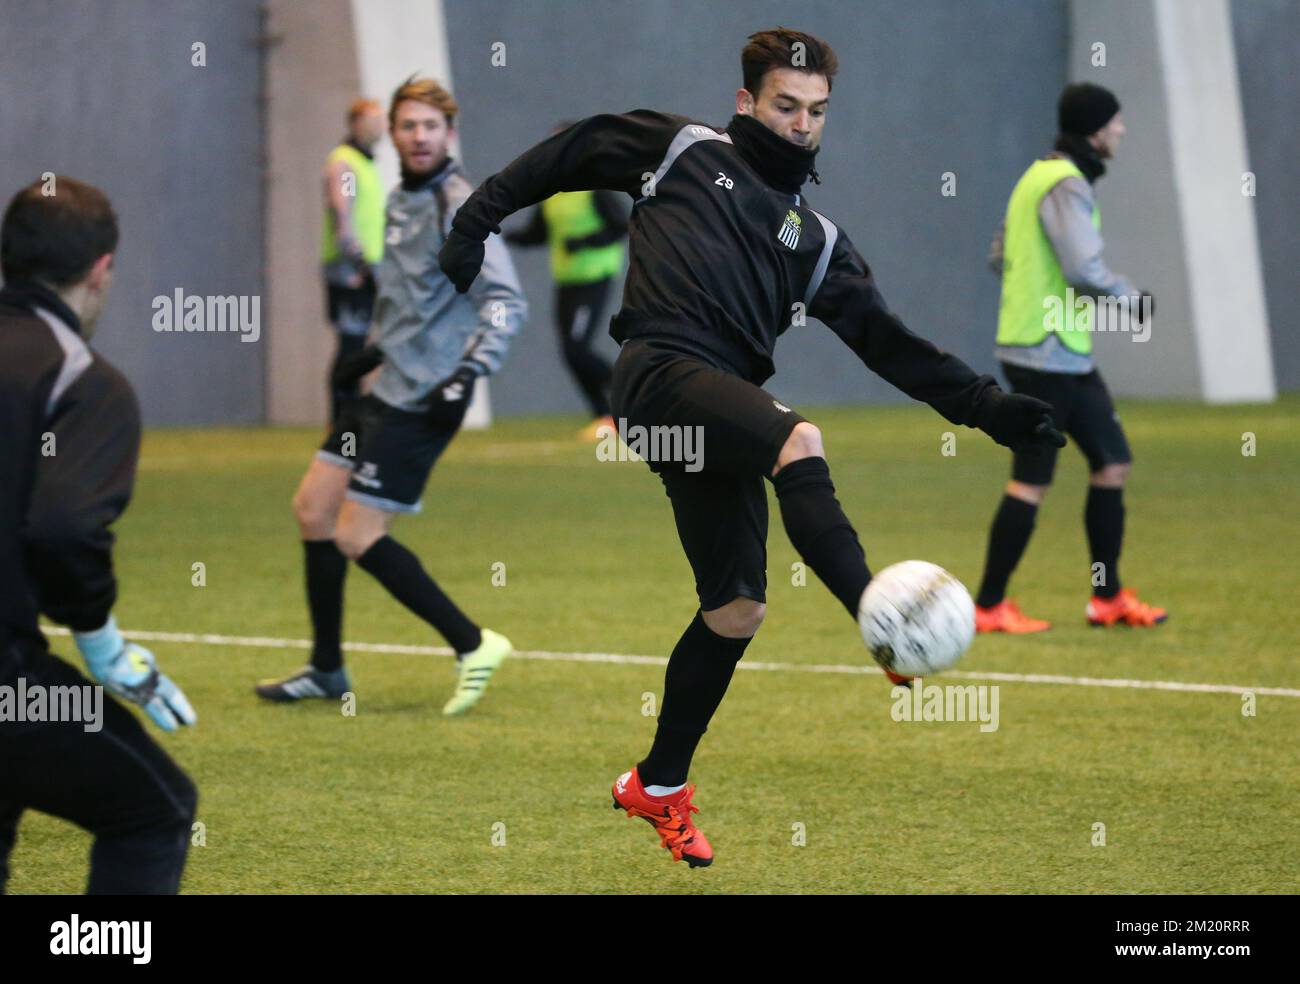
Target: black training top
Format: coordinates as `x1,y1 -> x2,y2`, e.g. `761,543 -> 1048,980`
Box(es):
452,108 -> 996,421
0,281 -> 141,670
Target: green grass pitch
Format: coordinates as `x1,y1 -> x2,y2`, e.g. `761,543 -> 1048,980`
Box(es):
9,396 -> 1299,893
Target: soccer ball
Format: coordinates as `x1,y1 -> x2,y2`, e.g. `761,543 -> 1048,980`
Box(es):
857,560 -> 975,677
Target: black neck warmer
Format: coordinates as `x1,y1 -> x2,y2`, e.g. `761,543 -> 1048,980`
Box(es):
400,155 -> 455,192
0,279 -> 83,335
1053,133 -> 1107,184
725,113 -> 821,195
345,136 -> 375,161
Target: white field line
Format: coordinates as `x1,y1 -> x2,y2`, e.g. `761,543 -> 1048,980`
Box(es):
41,626 -> 1300,699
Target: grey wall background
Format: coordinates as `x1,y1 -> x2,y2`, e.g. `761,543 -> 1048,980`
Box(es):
2,0 -> 1295,424
1232,0 -> 1300,393
1066,0 -> 1203,398
444,0 -> 1069,417
0,0 -> 265,425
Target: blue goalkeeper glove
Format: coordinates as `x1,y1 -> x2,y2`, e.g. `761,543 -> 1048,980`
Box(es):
73,617 -> 197,732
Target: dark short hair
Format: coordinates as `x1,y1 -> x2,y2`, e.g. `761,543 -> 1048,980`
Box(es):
742,28 -> 838,98
2,176 -> 118,287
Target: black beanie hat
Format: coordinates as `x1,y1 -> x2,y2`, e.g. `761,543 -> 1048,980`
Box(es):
1058,83 -> 1121,136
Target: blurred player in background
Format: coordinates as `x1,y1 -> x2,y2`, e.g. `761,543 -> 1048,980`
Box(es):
506,123 -> 628,440
974,82 -> 1166,633
321,98 -> 387,422
256,77 -> 527,715
438,29 -> 1063,867
0,177 -> 197,893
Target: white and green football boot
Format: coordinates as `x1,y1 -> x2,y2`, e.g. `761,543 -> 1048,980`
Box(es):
442,629 -> 512,716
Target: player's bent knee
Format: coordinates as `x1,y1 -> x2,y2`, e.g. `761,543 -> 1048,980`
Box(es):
119,765 -> 197,837
702,598 -> 766,638
1007,480 -> 1049,504
1091,462 -> 1130,487
292,490 -> 334,536
168,771 -> 199,828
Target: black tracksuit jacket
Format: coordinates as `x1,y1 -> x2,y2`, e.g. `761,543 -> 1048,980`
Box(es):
0,282 -> 140,675
452,109 -> 997,419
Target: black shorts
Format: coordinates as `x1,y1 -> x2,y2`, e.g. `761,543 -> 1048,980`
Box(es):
1001,363 -> 1132,485
1,647 -> 197,894
316,394 -> 464,513
610,336 -> 807,609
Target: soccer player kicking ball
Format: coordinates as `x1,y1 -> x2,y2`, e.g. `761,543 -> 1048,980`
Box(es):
973,83 -> 1166,634
256,77 -> 527,715
439,29 -> 1062,866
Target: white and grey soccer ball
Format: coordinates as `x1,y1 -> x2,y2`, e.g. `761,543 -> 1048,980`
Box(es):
857,561 -> 975,677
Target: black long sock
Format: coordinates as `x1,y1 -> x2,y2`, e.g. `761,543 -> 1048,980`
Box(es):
355,535 -> 482,654
975,494 -> 1038,608
771,457 -> 871,618
638,612 -> 752,788
1085,486 -> 1125,599
304,539 -> 348,672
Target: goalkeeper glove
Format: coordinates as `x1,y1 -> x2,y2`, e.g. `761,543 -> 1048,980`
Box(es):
73,617 -> 197,732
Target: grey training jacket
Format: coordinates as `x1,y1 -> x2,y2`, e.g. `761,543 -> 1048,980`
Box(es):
370,160 -> 527,411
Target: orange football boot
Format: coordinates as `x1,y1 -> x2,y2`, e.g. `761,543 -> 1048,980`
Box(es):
611,766 -> 713,868
883,667 -> 914,687
1086,587 -> 1168,627
578,415 -> 617,442
975,598 -> 1052,634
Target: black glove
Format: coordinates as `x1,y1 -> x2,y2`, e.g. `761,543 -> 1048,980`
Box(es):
331,344 -> 383,391
425,365 -> 479,422
975,389 -> 1066,454
438,228 -> 485,294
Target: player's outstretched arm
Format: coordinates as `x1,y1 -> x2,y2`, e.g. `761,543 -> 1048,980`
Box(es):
810,229 -> 1065,454
439,109 -> 686,292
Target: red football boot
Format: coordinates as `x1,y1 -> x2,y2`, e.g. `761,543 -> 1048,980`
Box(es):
882,667 -> 914,687
611,766 -> 713,868
976,598 -> 1052,634
1086,587 -> 1168,627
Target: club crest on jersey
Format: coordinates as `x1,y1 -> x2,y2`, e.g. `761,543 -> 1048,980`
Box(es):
777,209 -> 802,250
